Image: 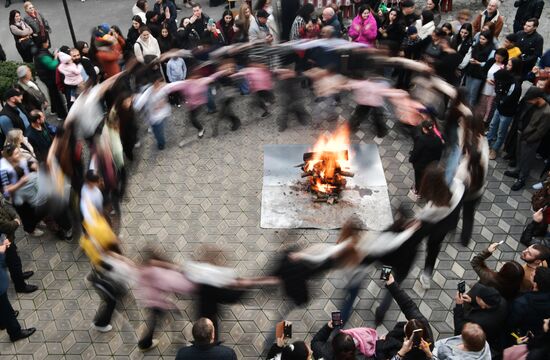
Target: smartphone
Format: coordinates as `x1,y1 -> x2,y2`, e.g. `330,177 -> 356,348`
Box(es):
331,311 -> 342,328
458,281 -> 466,294
284,322 -> 292,339
380,265 -> 392,281
497,240 -> 505,245
411,328 -> 423,347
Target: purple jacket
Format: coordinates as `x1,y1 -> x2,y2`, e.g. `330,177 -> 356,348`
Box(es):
348,13 -> 378,47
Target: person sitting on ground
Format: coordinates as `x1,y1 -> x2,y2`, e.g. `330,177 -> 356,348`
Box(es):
470,242 -> 525,300
175,317 -> 237,360
453,283 -> 508,357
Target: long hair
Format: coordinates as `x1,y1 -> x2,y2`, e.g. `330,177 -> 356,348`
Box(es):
237,3 -> 252,36
296,3 -> 315,22
332,332 -> 356,360
496,261 -> 524,299
220,9 -> 234,28
9,10 -> 21,25
419,164 -> 452,206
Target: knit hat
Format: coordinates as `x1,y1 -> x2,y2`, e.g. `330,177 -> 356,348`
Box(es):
3,87 -> 22,101
281,341 -> 309,360
256,9 -> 270,19
95,23 -> 111,38
16,65 -> 28,79
407,25 -> 418,35
523,86 -> 545,101
472,283 -> 501,307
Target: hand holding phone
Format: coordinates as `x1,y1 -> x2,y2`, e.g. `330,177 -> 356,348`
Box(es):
411,329 -> 423,348
276,321 -> 292,339
458,281 -> 466,294
380,265 -> 392,281
331,311 -> 342,328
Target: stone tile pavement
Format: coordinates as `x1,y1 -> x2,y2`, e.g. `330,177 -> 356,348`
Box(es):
1,0 -> 550,359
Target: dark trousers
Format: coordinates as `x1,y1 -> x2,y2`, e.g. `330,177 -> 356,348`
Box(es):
13,202 -> 39,233
277,100 -> 309,130
5,240 -> 26,290
424,199 -> 463,275
349,104 -> 387,137
42,78 -> 67,118
0,291 -> 21,338
253,90 -> 273,113
189,106 -> 204,132
213,98 -> 240,136
91,271 -> 118,327
138,307 -> 164,349
519,140 -> 541,181
460,196 -> 481,247
413,164 -> 426,192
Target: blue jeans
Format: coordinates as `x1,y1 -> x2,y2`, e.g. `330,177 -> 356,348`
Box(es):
151,120 -> 166,149
445,143 -> 461,185
487,110 -> 513,151
465,76 -> 483,107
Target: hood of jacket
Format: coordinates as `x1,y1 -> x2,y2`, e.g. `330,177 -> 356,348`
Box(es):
58,51 -> 71,64
435,335 -> 491,360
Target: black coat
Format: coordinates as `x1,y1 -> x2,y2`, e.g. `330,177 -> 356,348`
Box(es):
409,133 -> 444,169
175,342 -> 237,360
508,291 -> 550,337
375,282 -> 434,360
453,283 -> 508,355
494,70 -> 522,117
514,0 -> 544,26
466,42 -> 495,79
516,30 -> 544,69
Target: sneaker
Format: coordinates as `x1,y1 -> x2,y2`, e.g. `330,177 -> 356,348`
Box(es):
10,328 -> 36,342
420,273 -> 431,290
261,111 -> 270,118
532,182 -> 544,190
134,141 -> 141,148
64,228 -> 73,240
179,139 -> 186,147
139,339 -> 160,352
177,104 -> 181,108
25,229 -> 44,237
147,127 -> 152,134
489,149 -> 497,160
92,324 -> 113,333
198,129 -> 205,138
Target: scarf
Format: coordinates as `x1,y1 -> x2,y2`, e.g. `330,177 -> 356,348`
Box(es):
30,11 -> 46,38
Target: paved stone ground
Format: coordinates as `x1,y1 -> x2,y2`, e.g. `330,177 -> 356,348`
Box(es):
1,0 -> 550,359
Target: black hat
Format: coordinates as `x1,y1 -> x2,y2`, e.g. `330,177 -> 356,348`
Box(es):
256,9 -> 269,18
505,33 -> 518,43
3,87 -> 22,102
472,283 -> 501,307
401,0 -> 415,8
281,341 -> 309,360
523,86 -> 545,101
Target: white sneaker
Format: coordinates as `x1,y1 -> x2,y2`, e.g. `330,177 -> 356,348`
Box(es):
178,139 -> 186,147
420,273 -> 431,290
147,127 -> 152,134
92,324 -> 112,333
25,229 -> 44,237
198,129 -> 205,138
134,141 -> 141,148
532,182 -> 543,190
139,339 -> 159,352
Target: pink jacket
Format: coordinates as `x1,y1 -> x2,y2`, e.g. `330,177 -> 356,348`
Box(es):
237,67 -> 273,93
340,327 -> 378,356
165,70 -> 226,110
348,13 -> 378,47
58,52 -> 84,86
136,266 -> 197,310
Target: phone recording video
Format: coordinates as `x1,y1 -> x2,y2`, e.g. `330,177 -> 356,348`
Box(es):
458,281 -> 466,294
380,265 -> 392,281
411,328 -> 423,347
331,311 -> 342,328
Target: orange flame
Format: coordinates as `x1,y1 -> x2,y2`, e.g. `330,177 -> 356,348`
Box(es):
304,124 -> 351,195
